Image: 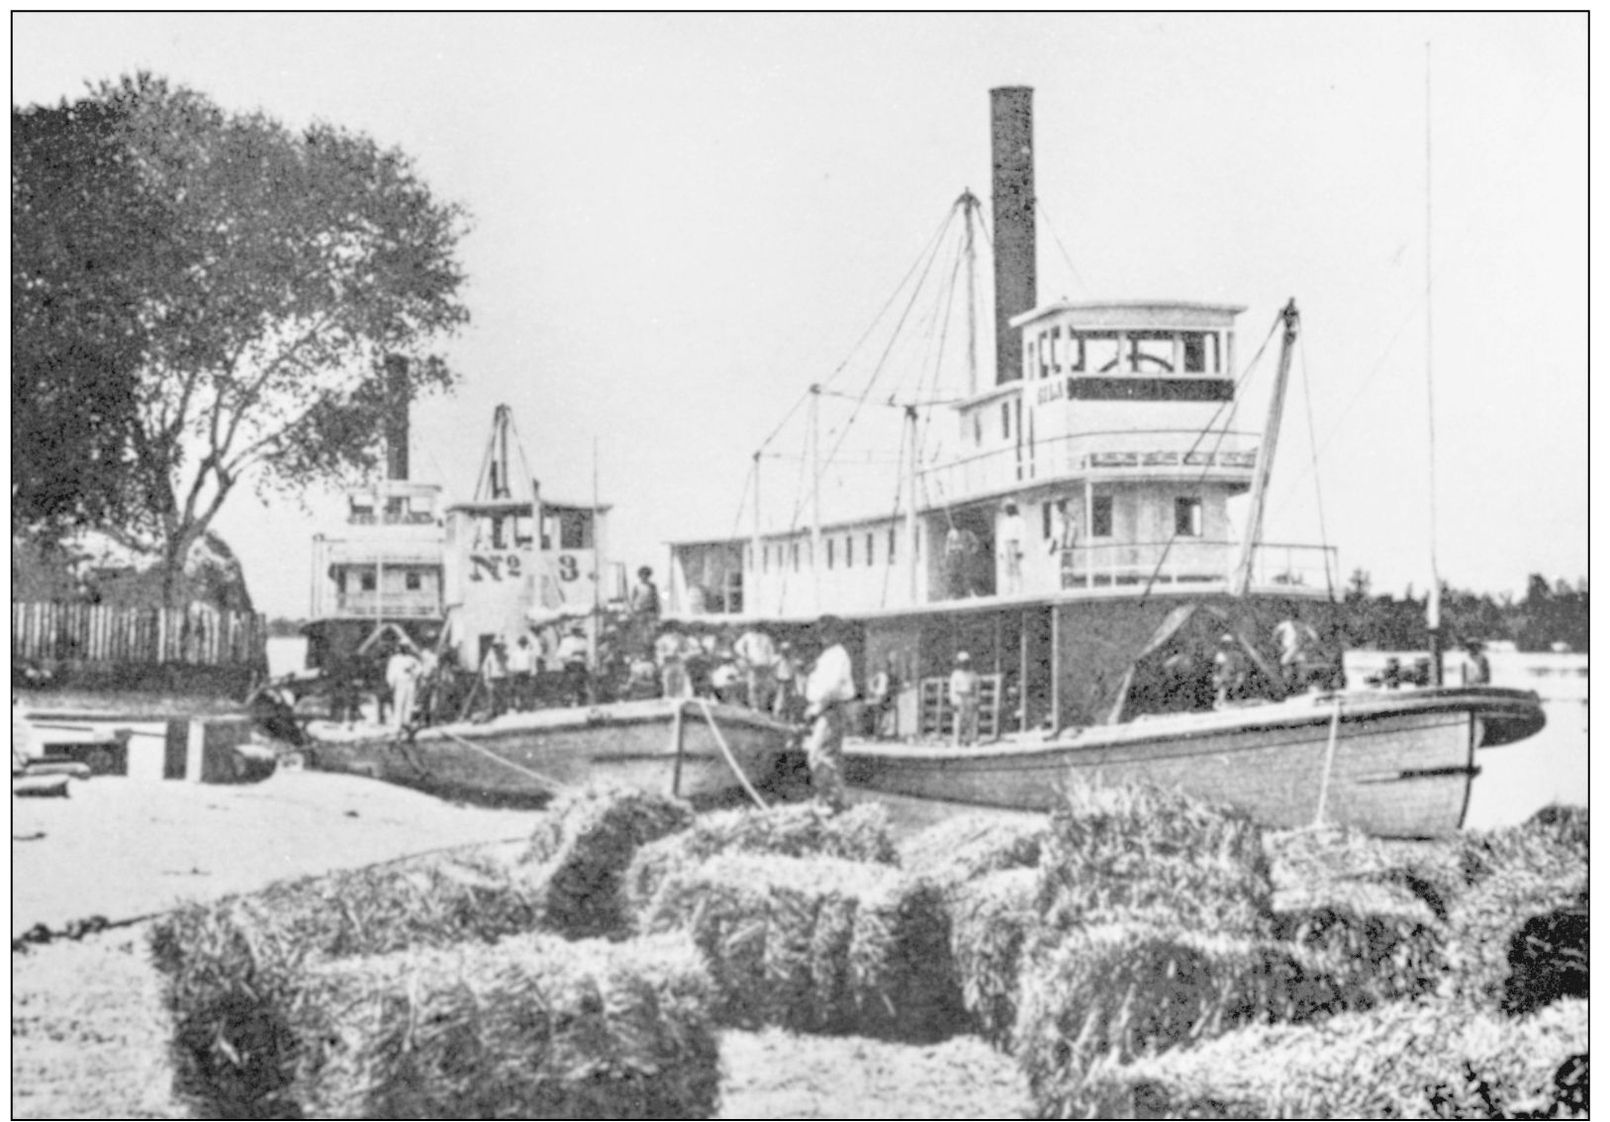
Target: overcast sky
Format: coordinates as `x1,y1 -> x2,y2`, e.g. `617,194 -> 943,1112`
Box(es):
13,13 -> 1586,618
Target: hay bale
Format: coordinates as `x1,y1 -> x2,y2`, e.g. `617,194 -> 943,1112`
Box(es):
1271,878 -> 1448,1005
623,801 -> 897,919
1264,826 -> 1462,920
1447,863 -> 1587,1007
149,850 -> 542,1119
640,852 -> 963,1041
1014,921 -> 1343,1118
1035,781 -> 1273,938
1500,898 -> 1589,1017
947,867 -> 1038,1050
523,785 -> 695,939
1458,809 -> 1588,889
1077,997 -> 1588,1120
900,814 -> 1045,892
287,932 -> 720,1120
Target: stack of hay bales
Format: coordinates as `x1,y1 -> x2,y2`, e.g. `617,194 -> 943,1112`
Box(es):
1500,892 -> 1589,1017
1014,922 -> 1345,1117
149,850 -> 544,1118
1033,781 -> 1275,938
639,852 -> 963,1041
1270,878 -> 1447,1007
523,785 -> 695,939
1076,996 -> 1588,1120
900,814 -> 1046,1050
1448,811 -> 1589,1006
624,801 -> 898,918
285,932 -> 720,1120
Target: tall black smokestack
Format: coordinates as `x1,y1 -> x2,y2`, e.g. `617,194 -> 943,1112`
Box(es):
383,354 -> 410,482
991,86 -> 1036,385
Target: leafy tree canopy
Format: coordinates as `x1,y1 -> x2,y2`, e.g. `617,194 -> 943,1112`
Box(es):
12,73 -> 470,603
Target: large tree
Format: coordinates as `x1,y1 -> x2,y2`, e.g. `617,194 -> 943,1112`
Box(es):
12,74 -> 470,604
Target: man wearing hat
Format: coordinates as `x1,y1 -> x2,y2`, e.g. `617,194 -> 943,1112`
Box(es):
1212,633 -> 1247,708
1463,640 -> 1492,686
558,625 -> 591,707
480,637 -> 510,718
948,651 -> 981,746
801,617 -> 856,811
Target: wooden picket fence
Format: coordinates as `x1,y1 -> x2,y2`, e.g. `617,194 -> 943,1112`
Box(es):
11,601 -> 268,667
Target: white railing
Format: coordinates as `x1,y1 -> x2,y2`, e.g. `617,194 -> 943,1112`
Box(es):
1054,539 -> 1339,594
920,428 -> 1259,501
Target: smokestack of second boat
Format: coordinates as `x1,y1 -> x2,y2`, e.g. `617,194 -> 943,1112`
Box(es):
383,354 -> 410,481
991,86 -> 1036,385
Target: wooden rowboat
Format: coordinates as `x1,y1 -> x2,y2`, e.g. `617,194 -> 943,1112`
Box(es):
843,686 -> 1545,838
303,697 -> 796,807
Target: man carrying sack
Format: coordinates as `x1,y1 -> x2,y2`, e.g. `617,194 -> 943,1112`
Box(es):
801,616 -> 856,812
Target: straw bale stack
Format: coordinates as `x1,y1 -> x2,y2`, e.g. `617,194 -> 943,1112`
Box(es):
287,932 -> 720,1120
1458,806 -> 1588,890
1271,878 -> 1447,1005
623,801 -> 897,919
1076,996 -> 1588,1120
523,785 -> 696,939
1447,866 -> 1586,1008
900,814 -> 1045,893
1035,782 -> 1273,939
946,867 -> 1039,1050
1264,826 -> 1461,921
1499,896 -> 1589,1017
1014,921 -> 1344,1118
149,850 -> 543,1118
640,852 -> 964,1041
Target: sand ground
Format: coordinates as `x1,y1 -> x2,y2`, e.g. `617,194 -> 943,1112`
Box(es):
9,769 -> 1027,1119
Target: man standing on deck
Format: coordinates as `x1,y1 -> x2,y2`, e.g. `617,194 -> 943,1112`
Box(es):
558,625 -> 591,707
734,624 -> 779,712
480,638 -> 509,718
802,617 -> 856,812
1212,633 -> 1247,708
507,635 -> 539,712
1001,502 -> 1027,594
949,651 -> 981,746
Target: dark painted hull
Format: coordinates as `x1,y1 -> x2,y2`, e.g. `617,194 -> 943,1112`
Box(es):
843,687 -> 1546,837
305,698 -> 795,807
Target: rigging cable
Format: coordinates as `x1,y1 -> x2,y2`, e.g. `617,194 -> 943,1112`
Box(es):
1034,198 -> 1092,300
1133,307 -> 1285,600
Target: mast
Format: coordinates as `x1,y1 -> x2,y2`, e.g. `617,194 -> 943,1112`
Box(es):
1233,299 -> 1300,595
809,384 -> 822,607
590,436 -> 600,672
904,405 -> 920,604
961,190 -> 980,397
1425,42 -> 1444,684
751,450 -> 762,610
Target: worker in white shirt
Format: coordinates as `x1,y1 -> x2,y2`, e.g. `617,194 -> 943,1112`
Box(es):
557,626 -> 591,707
734,625 -> 779,712
385,640 -> 422,731
1000,501 -> 1027,594
948,651 -> 981,746
507,634 -> 539,712
801,616 -> 856,812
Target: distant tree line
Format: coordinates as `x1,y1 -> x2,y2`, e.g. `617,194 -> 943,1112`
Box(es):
1336,571 -> 1589,653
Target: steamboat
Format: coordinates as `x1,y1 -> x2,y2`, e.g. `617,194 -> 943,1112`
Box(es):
662,87 -> 1544,836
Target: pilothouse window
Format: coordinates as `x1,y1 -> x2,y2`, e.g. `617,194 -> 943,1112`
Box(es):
1128,332 -> 1175,373
1182,332 -> 1221,374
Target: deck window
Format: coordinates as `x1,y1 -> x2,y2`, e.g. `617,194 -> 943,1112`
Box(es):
558,510 -> 593,550
1001,403 -> 1011,440
1128,332 -> 1176,373
973,413 -> 983,446
1042,501 -> 1055,540
866,532 -> 874,566
827,539 -> 835,569
405,571 -> 422,591
1182,331 -> 1221,374
845,535 -> 854,567
888,527 -> 897,564
792,542 -> 800,572
360,572 -> 377,592
1091,495 -> 1114,539
1175,497 -> 1203,537
1077,332 -> 1119,373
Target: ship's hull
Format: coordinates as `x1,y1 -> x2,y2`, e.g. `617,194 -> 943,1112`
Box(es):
843,687 -> 1545,837
304,697 -> 795,807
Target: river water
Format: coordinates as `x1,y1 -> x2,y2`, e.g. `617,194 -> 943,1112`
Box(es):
268,636 -> 1585,828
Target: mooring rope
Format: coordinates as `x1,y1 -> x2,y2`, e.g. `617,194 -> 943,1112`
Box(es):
1312,694 -> 1345,828
693,698 -> 769,810
435,727 -> 574,795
